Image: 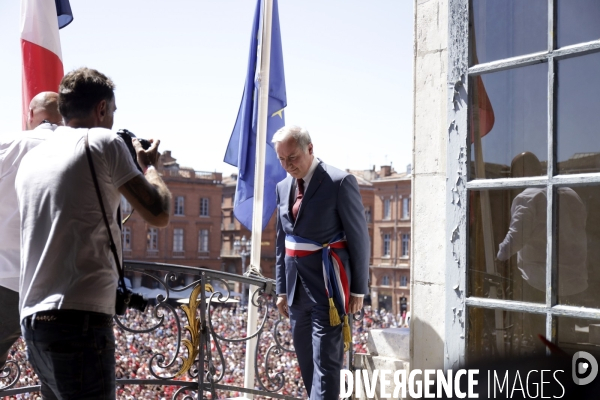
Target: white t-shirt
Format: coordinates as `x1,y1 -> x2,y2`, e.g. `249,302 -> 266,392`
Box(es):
16,126 -> 142,319
0,124 -> 55,292
497,187 -> 587,296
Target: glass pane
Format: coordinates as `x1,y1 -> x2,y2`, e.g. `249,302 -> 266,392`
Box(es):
467,307 -> 546,361
557,185 -> 600,308
469,64 -> 548,180
557,0 -> 600,48
556,53 -> 600,175
557,316 -> 600,358
469,188 -> 548,302
470,0 -> 547,65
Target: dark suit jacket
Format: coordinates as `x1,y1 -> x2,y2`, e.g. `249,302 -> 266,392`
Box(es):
275,160 -> 370,307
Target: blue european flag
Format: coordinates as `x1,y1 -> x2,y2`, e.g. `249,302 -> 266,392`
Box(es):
224,0 -> 287,231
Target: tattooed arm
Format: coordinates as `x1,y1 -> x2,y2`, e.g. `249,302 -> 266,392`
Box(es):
118,138 -> 171,227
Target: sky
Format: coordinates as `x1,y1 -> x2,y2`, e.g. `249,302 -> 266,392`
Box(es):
0,0 -> 413,176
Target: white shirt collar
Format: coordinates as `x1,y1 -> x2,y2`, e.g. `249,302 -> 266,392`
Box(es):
300,156 -> 320,189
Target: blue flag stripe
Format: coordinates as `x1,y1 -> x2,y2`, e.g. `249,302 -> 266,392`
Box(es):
55,0 -> 73,29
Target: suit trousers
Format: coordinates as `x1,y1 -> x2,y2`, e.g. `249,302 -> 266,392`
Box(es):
289,281 -> 343,400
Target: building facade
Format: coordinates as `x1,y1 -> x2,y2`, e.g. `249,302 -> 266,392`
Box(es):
122,151 -> 223,288
220,173 -> 277,284
369,167 -> 411,316
349,166 -> 411,317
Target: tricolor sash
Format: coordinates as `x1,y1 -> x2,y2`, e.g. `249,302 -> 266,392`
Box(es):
284,233 -> 350,317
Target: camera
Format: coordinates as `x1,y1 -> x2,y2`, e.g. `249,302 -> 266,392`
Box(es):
116,129 -> 152,172
115,286 -> 148,315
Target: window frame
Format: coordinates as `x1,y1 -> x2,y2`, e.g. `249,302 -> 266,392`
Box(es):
173,228 -> 184,252
381,275 -> 390,286
174,196 -> 185,216
383,233 -> 391,257
401,233 -> 410,257
446,0 -> 600,368
400,275 -> 408,288
198,229 -> 209,253
383,198 -> 391,220
200,198 -> 210,217
147,228 -> 158,251
402,197 -> 410,219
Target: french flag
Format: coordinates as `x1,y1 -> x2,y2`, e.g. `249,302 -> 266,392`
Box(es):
20,0 -> 73,128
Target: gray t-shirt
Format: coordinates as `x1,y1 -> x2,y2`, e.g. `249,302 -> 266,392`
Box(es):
16,126 -> 141,319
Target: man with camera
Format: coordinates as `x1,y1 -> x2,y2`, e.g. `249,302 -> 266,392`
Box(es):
16,67 -> 171,399
0,91 -> 63,373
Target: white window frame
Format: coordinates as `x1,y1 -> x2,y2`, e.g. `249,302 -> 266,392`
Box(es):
200,198 -> 210,217
173,228 -> 184,252
198,229 -> 209,253
446,0 -> 600,368
402,197 -> 410,219
401,233 -> 410,257
147,228 -> 158,251
381,275 -> 390,286
383,198 -> 391,220
383,233 -> 391,257
400,275 -> 408,287
174,196 -> 185,216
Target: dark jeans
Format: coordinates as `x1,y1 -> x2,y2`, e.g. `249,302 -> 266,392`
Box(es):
21,310 -> 116,400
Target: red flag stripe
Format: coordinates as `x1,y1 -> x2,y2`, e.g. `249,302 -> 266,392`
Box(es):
21,39 -> 64,128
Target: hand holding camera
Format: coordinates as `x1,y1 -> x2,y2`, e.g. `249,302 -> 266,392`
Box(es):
133,137 -> 160,172
116,129 -> 159,173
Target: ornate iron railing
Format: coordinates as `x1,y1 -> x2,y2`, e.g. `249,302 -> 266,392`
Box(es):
0,261 -> 319,399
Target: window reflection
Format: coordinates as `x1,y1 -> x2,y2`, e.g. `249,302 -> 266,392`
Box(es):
468,308 -> 546,361
556,52 -> 600,175
557,0 -> 600,49
558,185 -> 600,308
470,0 -> 547,65
469,64 -> 547,180
557,316 -> 600,358
469,185 -> 547,303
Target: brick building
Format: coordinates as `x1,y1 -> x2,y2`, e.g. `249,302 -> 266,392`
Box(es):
124,152 -> 411,316
220,173 -> 278,282
352,165 -> 412,316
122,151 -> 223,288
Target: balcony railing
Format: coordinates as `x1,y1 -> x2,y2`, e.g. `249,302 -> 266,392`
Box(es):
221,222 -> 237,231
0,261 -> 361,399
220,249 -> 241,258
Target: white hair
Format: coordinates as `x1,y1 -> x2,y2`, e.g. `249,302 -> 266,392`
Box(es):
271,125 -> 312,152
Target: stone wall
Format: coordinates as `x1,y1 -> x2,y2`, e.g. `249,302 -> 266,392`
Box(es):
410,0 -> 448,371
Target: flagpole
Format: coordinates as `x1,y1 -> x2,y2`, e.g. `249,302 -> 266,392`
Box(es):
244,0 -> 273,395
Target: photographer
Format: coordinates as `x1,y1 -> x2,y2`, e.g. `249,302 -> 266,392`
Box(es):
15,67 -> 171,399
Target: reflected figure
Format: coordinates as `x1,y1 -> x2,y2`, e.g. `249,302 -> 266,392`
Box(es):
497,152 -> 587,296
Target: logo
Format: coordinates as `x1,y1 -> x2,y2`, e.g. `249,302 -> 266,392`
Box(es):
572,351 -> 598,385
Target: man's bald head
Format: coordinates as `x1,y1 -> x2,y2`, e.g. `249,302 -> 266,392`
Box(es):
27,92 -> 63,130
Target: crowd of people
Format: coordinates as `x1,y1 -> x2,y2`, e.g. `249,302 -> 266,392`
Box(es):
1,304 -> 404,399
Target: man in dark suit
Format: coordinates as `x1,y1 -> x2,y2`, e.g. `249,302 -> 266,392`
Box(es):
273,125 -> 370,400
